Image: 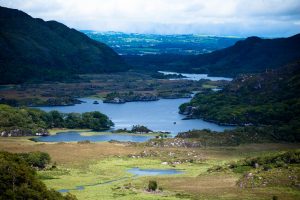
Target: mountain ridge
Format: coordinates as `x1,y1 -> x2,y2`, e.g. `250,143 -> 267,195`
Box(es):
123,33 -> 300,76
0,6 -> 127,84
189,33 -> 300,76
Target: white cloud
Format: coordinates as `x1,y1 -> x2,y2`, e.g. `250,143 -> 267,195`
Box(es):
0,0 -> 299,36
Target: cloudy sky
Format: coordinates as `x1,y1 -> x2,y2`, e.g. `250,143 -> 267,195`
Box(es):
1,0 -> 300,37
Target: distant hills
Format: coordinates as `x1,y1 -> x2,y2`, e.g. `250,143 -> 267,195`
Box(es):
125,34 -> 300,77
82,30 -> 242,55
0,6 -> 127,84
189,34 -> 300,76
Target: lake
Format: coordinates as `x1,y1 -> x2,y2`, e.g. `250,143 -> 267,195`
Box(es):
37,98 -> 233,137
158,71 -> 233,81
35,131 -> 153,142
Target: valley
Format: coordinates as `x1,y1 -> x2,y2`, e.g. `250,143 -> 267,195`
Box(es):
0,4 -> 300,200
0,135 -> 299,200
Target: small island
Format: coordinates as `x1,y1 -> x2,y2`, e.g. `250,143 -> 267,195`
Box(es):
103,92 -> 159,104
113,125 -> 170,138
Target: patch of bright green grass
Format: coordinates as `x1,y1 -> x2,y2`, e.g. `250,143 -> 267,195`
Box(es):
40,157 -> 210,200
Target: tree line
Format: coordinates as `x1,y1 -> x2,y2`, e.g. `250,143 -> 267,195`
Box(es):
0,104 -> 114,135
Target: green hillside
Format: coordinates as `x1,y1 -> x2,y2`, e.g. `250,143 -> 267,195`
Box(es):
180,60 -> 300,141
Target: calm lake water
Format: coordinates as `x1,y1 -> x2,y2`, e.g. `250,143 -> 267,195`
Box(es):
158,71 -> 233,81
35,131 -> 153,142
37,98 -> 232,137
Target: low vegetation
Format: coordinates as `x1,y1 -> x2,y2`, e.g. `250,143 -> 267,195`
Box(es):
0,136 -> 299,200
175,126 -> 300,146
209,150 -> 300,191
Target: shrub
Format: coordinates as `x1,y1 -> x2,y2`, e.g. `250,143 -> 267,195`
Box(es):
131,125 -> 152,133
272,196 -> 279,200
77,140 -> 91,144
18,151 -> 51,169
148,180 -> 158,191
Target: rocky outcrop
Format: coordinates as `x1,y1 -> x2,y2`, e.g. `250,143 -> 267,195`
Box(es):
180,106 -> 197,116
103,97 -> 126,104
0,128 -> 49,137
146,138 -> 202,148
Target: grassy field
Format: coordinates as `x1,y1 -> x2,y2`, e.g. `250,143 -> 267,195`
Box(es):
0,136 -> 299,200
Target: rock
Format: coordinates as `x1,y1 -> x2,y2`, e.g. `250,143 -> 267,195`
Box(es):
247,173 -> 253,178
0,128 -> 39,137
161,162 -> 168,165
104,93 -> 159,104
103,97 -> 126,104
93,100 -> 99,104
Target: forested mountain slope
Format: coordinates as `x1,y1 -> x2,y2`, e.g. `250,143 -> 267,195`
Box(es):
188,34 -> 300,76
0,6 -> 127,84
180,60 -> 300,140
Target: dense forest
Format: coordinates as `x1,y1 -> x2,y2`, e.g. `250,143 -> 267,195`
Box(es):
180,60 -> 300,141
0,104 -> 113,136
0,6 -> 127,84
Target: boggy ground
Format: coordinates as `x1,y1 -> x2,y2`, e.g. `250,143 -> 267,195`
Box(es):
0,135 -> 299,200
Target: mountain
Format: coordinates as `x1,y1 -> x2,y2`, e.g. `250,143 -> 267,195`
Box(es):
180,60 -> 300,140
0,6 -> 127,84
124,34 -> 300,77
188,34 -> 300,76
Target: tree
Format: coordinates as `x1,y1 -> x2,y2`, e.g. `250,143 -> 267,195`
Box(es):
18,152 -> 51,169
0,151 -> 77,200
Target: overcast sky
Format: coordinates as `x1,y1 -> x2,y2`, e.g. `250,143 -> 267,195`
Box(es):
1,0 -> 300,37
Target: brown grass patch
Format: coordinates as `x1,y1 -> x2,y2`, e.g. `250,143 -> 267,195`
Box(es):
159,173 -> 238,194
0,139 -> 139,166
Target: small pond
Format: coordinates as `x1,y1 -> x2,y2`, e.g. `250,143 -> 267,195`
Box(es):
127,167 -> 183,176
58,167 -> 183,193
